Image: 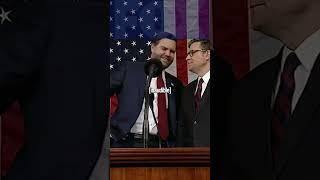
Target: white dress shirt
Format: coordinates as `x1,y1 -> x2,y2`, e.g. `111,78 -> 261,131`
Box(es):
130,71 -> 168,135
194,70 -> 210,97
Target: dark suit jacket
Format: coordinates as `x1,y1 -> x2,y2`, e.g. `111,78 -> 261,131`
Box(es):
109,61 -> 183,146
0,2 -> 108,180
224,50 -> 320,180
176,56 -> 235,179
177,56 -> 235,148
177,78 -> 211,147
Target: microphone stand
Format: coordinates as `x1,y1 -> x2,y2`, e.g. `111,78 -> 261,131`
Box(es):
142,59 -> 163,148
143,75 -> 152,148
149,93 -> 163,148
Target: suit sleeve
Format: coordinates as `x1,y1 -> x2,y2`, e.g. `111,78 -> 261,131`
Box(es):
0,3 -> 49,113
108,62 -> 128,97
212,58 -> 236,180
176,86 -> 195,147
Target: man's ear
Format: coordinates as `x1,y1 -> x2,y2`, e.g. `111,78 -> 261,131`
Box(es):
150,43 -> 155,53
205,50 -> 210,61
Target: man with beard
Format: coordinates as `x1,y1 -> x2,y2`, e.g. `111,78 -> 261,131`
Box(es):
109,32 -> 183,148
224,0 -> 320,179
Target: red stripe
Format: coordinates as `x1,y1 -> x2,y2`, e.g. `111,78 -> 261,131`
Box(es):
1,101 -> 24,177
212,0 -> 250,79
110,95 -> 118,117
176,40 -> 188,86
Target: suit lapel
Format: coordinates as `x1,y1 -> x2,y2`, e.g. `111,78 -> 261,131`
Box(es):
165,73 -> 177,136
246,50 -> 281,177
259,56 -> 281,176
139,73 -> 148,103
275,54 -> 320,174
188,80 -> 197,120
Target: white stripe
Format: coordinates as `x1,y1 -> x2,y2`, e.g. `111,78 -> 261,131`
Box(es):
186,0 -> 199,39
165,55 -> 178,77
163,0 -> 176,35
164,0 -> 177,78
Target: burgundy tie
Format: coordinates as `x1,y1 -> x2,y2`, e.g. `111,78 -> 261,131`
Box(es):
271,52 -> 300,160
194,78 -> 204,112
157,75 -> 169,140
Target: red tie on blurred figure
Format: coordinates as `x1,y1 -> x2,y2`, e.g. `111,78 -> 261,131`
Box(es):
271,52 -> 300,161
157,74 -> 169,140
194,78 -> 204,113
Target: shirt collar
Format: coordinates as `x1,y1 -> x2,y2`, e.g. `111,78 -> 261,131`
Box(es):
282,28 -> 320,72
198,70 -> 210,84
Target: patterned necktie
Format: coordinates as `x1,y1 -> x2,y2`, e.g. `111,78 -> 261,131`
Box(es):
271,52 -> 301,160
157,75 -> 169,140
194,78 -> 204,113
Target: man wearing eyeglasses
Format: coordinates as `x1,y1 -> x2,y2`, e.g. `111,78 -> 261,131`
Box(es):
177,39 -> 235,148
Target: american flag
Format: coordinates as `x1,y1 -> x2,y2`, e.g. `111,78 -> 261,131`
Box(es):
109,0 -> 210,114
0,1 -> 13,25
109,0 -> 210,85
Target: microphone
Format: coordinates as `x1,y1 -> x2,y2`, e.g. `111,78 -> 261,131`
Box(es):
144,58 -> 163,77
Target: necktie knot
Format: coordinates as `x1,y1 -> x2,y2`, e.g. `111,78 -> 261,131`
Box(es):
156,74 -> 168,140
283,52 -> 301,75
198,78 -> 204,88
198,78 -> 203,93
157,74 -> 164,87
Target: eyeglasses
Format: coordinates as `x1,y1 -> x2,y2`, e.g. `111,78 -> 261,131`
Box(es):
187,49 -> 208,57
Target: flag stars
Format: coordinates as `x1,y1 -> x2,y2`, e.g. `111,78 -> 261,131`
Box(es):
154,32 -> 158,36
110,64 -> 114,69
0,7 -> 12,24
138,1 -> 143,6
123,1 -> 128,6
123,17 -> 128,22
131,25 -> 136,30
146,41 -> 152,46
138,33 -> 144,38
116,25 -> 121,30
131,9 -> 136,14
138,17 -> 143,22
116,56 -> 122,62
132,57 -> 137,62
109,16 -> 113,22
116,41 -> 121,46
110,48 -> 114,53
153,1 -> 158,6
146,25 -> 151,30
147,57 -> 152,61
131,41 -> 137,46
139,49 -> 144,54
110,1 -> 113,6
110,32 -> 113,38
154,17 -> 158,22
124,48 -> 129,54
124,33 -> 128,38
116,9 -> 121,14
146,9 -> 151,14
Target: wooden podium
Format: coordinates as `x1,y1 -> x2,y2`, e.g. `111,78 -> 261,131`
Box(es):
110,147 -> 210,180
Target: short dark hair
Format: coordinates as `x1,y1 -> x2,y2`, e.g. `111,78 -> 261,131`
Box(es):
151,32 -> 177,45
188,39 -> 210,50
